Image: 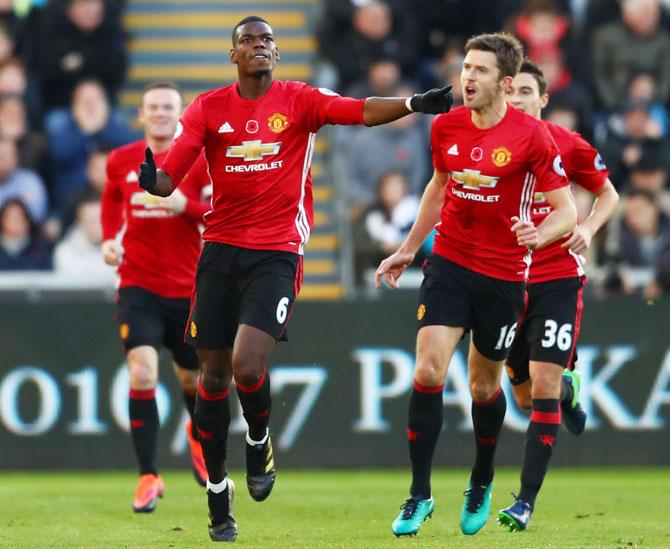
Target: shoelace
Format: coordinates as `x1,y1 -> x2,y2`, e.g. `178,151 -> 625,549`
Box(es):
463,485 -> 487,513
399,497 -> 420,519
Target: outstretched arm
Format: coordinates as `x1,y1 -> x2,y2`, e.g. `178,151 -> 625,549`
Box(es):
363,86 -> 453,126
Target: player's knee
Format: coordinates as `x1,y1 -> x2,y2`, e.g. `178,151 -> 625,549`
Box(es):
414,358 -> 444,387
199,370 -> 232,393
127,361 -> 157,389
469,380 -> 499,404
516,392 -> 532,410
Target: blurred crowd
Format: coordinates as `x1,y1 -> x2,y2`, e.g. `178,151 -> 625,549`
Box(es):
318,0 -> 670,299
1,0 -> 669,299
0,0 -> 129,280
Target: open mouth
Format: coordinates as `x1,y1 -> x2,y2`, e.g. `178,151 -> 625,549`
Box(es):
464,85 -> 477,99
252,53 -> 269,61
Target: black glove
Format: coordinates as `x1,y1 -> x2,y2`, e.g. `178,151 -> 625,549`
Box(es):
139,147 -> 157,191
409,85 -> 453,115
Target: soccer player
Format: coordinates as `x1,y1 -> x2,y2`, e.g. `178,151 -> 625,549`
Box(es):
137,16 -> 453,542
101,82 -> 211,513
497,59 -> 619,532
375,33 -> 578,538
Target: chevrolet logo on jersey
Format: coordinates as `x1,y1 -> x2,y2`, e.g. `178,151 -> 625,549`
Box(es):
226,140 -> 281,161
450,169 -> 499,190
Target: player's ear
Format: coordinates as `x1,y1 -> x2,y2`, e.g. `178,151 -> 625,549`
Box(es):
500,75 -> 513,91
540,93 -> 549,109
230,47 -> 238,65
275,47 -> 280,61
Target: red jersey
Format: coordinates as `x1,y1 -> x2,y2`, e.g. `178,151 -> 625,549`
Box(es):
162,79 -> 364,254
529,121 -> 609,283
431,106 -> 569,281
101,140 -> 211,298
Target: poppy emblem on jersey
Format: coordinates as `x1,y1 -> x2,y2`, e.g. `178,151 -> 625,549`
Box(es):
245,120 -> 259,134
226,140 -> 281,161
491,146 -> 512,167
190,321 -> 197,338
450,169 -> 499,190
470,147 -> 483,161
268,112 -> 288,133
119,323 -> 129,340
417,304 -> 426,320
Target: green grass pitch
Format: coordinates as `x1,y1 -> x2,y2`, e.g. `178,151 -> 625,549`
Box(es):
1,468 -> 668,548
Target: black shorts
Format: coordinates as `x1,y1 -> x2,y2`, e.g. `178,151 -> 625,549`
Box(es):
186,242 -> 302,349
417,255 -> 525,361
506,276 -> 585,385
115,286 -> 199,371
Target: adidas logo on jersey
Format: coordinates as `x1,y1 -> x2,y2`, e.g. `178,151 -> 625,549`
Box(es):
126,170 -> 139,182
218,122 -> 234,133
447,144 -> 459,155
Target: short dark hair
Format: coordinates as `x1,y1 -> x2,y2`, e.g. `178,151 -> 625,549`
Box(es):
519,58 -> 547,96
464,32 -> 523,79
231,16 -> 270,45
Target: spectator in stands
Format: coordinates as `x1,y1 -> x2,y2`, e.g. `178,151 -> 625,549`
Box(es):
45,78 -> 133,211
417,41 -> 464,106
345,57 -> 403,99
599,98 -> 669,188
0,198 -> 51,270
592,0 -> 670,111
545,102 -> 579,131
317,0 -> 417,92
0,137 -> 47,223
0,94 -> 47,175
342,84 -> 429,215
44,146 -> 109,241
626,147 -> 670,211
0,20 -> 14,65
626,72 -> 669,136
354,169 -> 420,284
0,56 -> 25,96
36,0 -> 127,110
604,188 -> 670,299
53,193 -> 114,281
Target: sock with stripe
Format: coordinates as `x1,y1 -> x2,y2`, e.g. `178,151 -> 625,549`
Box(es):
408,379 -> 444,499
182,388 -> 198,438
470,387 -> 506,486
236,368 -> 271,441
194,383 -> 231,484
519,399 -> 560,506
129,387 -> 159,475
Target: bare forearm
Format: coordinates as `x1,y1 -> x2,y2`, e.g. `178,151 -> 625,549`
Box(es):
398,179 -> 444,255
148,169 -> 174,197
362,97 -> 410,126
537,203 -> 577,248
581,181 -> 619,235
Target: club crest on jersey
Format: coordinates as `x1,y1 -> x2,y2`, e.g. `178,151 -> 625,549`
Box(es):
268,112 -> 288,133
120,323 -> 130,340
450,169 -> 499,190
417,304 -> 426,320
245,120 -> 259,134
190,321 -> 197,338
491,146 -> 512,167
226,140 -> 281,161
